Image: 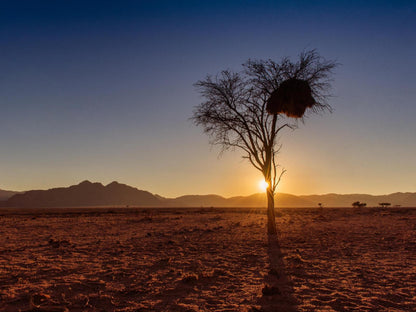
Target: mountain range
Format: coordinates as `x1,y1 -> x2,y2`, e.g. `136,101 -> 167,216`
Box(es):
0,189 -> 20,201
1,180 -> 415,208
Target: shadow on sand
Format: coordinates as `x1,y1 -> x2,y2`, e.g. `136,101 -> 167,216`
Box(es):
254,235 -> 298,312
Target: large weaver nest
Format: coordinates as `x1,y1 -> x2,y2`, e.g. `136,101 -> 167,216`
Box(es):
266,78 -> 316,118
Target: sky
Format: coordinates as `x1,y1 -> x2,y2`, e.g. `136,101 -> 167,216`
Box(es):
1,0 -> 415,197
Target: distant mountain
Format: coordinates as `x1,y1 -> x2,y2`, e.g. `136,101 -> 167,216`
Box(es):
300,192 -> 416,207
0,189 -> 19,201
6,180 -> 161,208
229,193 -> 315,208
170,192 -> 416,208
170,194 -> 229,207
3,180 -> 416,208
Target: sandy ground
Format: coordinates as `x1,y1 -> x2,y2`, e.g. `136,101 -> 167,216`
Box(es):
0,207 -> 415,311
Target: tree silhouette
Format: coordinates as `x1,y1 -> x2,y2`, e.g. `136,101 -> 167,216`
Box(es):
379,202 -> 391,208
353,201 -> 367,208
192,50 -> 336,234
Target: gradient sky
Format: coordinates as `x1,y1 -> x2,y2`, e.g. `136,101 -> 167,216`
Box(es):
1,1 -> 415,197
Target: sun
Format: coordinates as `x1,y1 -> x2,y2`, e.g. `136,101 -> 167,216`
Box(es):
258,180 -> 269,192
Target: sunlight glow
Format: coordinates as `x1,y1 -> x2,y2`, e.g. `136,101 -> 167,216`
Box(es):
258,180 -> 269,192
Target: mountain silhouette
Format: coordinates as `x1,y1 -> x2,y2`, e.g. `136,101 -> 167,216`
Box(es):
0,189 -> 20,201
299,193 -> 416,208
2,181 -> 416,208
6,180 -> 160,207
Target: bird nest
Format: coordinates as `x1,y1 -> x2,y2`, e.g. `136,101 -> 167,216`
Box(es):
266,79 -> 316,118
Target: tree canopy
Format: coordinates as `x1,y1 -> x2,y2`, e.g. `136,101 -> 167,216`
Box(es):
192,50 -> 337,234
192,50 -> 336,192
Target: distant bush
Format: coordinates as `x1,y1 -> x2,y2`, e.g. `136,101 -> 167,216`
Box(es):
352,201 -> 366,208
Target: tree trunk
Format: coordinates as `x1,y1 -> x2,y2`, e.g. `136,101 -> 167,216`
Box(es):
265,113 -> 278,235
266,186 -> 277,235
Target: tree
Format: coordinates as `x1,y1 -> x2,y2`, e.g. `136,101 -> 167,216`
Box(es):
353,201 -> 366,208
379,202 -> 391,208
192,50 -> 336,234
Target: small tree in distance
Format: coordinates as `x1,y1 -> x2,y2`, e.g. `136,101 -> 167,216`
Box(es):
353,201 -> 367,208
192,50 -> 336,235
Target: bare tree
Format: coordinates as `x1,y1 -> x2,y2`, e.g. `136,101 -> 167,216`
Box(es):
192,50 -> 336,234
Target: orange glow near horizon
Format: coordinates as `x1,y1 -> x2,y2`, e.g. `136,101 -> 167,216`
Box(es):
258,180 -> 269,192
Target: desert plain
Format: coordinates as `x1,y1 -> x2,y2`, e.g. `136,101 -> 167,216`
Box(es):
0,207 -> 415,311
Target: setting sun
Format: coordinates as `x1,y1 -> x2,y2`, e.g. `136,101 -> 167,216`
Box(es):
258,180 -> 269,192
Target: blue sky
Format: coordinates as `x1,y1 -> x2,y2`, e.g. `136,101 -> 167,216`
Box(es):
1,1 -> 415,196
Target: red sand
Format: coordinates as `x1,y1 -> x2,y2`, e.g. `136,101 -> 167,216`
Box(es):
1,207 -> 415,311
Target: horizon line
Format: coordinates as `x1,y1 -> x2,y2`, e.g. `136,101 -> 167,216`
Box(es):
1,180 -> 414,198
